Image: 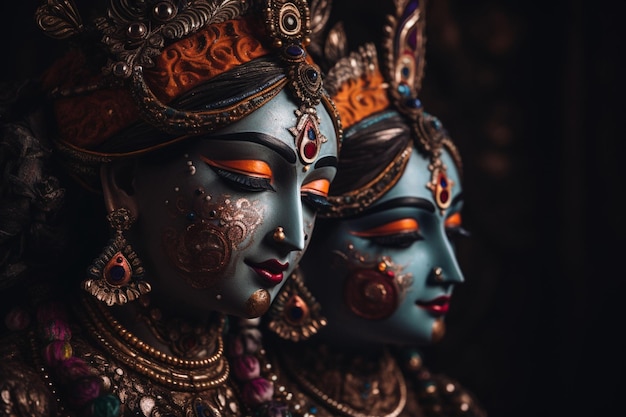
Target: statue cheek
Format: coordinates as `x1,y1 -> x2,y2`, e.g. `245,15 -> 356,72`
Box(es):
162,222 -> 231,289
343,269 -> 399,320
337,244 -> 413,321
162,190 -> 265,289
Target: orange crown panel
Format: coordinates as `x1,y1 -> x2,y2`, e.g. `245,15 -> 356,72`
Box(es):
145,18 -> 270,103
42,17 -> 272,150
331,68 -> 389,130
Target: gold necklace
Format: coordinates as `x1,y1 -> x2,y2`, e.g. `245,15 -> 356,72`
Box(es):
136,303 -> 222,359
81,296 -> 229,391
280,346 -> 408,417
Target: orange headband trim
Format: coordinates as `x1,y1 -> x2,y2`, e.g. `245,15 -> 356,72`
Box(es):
331,68 -> 390,130
42,17 -> 272,151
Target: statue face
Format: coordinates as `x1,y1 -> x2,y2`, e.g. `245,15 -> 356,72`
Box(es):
129,89 -> 338,318
301,147 -> 464,346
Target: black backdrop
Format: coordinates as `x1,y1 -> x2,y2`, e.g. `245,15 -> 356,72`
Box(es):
2,1 -> 625,417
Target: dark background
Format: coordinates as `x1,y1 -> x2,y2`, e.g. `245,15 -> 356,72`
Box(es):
2,1 -> 625,417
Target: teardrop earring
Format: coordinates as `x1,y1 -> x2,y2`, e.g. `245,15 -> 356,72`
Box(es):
266,269 -> 326,342
82,208 -> 151,306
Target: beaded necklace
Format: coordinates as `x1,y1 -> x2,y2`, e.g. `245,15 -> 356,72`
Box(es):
30,295 -> 238,416
34,299 -> 121,417
80,297 -> 229,390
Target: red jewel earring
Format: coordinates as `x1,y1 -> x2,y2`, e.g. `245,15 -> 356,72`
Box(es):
266,269 -> 327,342
82,208 -> 151,306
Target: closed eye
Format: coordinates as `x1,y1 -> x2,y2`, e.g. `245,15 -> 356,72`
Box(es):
211,168 -> 275,192
301,179 -> 331,211
367,231 -> 423,248
351,218 -> 423,248
444,212 -> 470,239
202,157 -> 275,192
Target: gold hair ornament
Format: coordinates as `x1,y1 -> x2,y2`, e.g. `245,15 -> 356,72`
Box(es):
321,0 -> 461,218
381,0 -> 427,121
263,0 -> 335,166
382,0 -> 460,213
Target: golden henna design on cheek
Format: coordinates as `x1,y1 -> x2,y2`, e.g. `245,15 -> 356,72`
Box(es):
162,188 -> 264,289
333,243 -> 413,320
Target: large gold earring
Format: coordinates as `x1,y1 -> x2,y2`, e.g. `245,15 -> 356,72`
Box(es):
82,208 -> 151,306
266,269 -> 326,341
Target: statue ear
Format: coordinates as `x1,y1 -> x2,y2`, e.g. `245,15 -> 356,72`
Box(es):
100,161 -> 139,217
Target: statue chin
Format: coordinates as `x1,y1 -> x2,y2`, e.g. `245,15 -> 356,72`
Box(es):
245,289 -> 272,318
431,318 -> 447,343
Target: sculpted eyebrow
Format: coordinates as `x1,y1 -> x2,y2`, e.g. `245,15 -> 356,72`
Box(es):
314,156 -> 338,169
212,132 -> 296,163
359,197 -> 436,217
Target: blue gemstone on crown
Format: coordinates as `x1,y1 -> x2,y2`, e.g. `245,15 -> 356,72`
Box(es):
286,44 -> 304,57
398,84 -> 410,97
406,98 -> 422,108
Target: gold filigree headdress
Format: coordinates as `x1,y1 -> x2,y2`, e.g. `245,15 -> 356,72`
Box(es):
35,0 -> 341,185
319,0 -> 462,218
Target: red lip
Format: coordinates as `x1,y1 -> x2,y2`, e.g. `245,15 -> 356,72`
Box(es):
416,295 -> 451,315
246,259 -> 289,286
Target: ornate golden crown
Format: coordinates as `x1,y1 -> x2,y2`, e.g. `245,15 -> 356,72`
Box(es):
318,0 -> 462,218
35,0 -> 341,186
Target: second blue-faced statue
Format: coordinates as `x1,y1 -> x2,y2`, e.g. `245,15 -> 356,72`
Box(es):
297,108 -> 465,347
250,1 -> 488,415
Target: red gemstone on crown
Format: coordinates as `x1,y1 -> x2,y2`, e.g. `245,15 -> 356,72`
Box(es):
440,190 -> 449,204
303,142 -> 318,159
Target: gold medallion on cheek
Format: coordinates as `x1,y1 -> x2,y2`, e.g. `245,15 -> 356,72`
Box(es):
431,318 -> 446,343
245,289 -> 271,318
163,194 -> 265,288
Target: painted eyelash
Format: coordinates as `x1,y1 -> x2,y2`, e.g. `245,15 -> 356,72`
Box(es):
368,231 -> 423,248
213,168 -> 275,192
446,226 -> 471,239
301,192 -> 332,211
